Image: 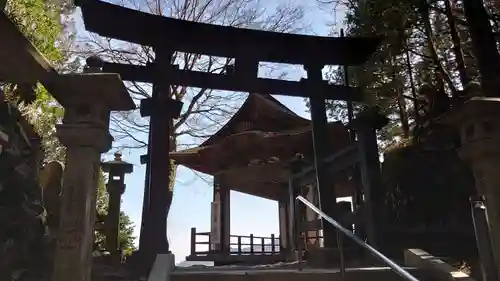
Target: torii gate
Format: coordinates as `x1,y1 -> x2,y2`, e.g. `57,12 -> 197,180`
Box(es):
76,0 -> 381,271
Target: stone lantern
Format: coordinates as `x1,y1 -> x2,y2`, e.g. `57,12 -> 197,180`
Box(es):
441,90 -> 500,274
47,72 -> 135,281
101,151 -> 133,263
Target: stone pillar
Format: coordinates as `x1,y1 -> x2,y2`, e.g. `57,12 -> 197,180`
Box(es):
350,107 -> 388,248
101,151 -> 133,263
52,110 -> 112,281
51,71 -> 135,281
212,175 -> 230,254
444,97 -> 500,273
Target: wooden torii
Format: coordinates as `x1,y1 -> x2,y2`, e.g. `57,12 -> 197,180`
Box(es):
76,0 -> 381,271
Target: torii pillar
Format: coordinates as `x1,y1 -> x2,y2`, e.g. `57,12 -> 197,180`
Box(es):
137,48 -> 184,271
51,73 -> 134,281
303,63 -> 338,248
350,108 -> 389,248
102,151 -> 133,264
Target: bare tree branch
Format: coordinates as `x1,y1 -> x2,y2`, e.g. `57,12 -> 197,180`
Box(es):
76,0 -> 305,152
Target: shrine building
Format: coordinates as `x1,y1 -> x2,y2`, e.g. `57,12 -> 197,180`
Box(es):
170,93 -> 357,265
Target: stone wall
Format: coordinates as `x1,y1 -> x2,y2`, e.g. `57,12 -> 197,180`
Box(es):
0,90 -> 49,280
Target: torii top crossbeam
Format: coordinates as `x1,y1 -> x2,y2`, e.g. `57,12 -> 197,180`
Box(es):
77,0 -> 380,66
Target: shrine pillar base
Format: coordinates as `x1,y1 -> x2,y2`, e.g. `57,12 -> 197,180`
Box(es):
52,123 -> 112,281
444,97 -> 500,274
278,186 -> 291,254
211,175 -> 230,253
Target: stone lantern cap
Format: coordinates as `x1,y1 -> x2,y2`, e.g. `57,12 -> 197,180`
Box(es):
45,73 -> 135,111
0,12 -> 57,84
348,106 -> 389,131
102,151 -> 134,174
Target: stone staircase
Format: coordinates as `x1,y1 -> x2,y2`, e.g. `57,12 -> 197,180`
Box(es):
171,266 -> 430,281
90,248 -> 475,281
144,249 -> 475,281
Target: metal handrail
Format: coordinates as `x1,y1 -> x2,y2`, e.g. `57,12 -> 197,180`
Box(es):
296,195 -> 420,281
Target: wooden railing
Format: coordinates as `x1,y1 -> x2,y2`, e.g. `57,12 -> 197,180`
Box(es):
190,227 -> 281,256
190,228 -> 211,255
229,233 -> 280,255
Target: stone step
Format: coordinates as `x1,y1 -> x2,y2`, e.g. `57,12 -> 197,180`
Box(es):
170,267 -> 431,281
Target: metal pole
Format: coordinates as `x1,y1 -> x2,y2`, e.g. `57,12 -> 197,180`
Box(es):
297,195 -> 420,281
470,196 -> 498,281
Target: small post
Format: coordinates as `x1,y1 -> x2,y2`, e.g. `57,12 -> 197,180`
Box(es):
271,234 -> 275,254
470,196 -> 498,281
190,227 -> 196,255
250,234 -> 254,254
237,236 -> 242,254
261,237 -> 265,254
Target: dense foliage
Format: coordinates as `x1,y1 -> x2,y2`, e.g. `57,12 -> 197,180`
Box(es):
313,2 -> 497,273
324,0 -> 500,143
318,0 -> 496,225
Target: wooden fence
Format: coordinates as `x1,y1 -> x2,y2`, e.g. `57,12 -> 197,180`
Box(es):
190,227 -> 281,256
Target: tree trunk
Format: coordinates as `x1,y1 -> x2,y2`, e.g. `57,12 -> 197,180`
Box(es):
419,0 -> 458,94
462,0 -> 500,97
390,54 -> 410,138
405,47 -> 420,122
396,88 -> 410,138
444,0 -> 469,89
165,120 -> 177,250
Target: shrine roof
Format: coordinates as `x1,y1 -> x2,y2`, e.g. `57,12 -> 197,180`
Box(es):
170,122 -> 353,200
172,121 -> 350,173
171,94 -> 352,199
78,0 -> 381,66
202,93 -> 310,146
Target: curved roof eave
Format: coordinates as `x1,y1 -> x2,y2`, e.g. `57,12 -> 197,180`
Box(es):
201,93 -> 310,146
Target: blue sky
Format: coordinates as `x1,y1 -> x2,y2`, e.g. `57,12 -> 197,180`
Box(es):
77,1 -> 347,263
